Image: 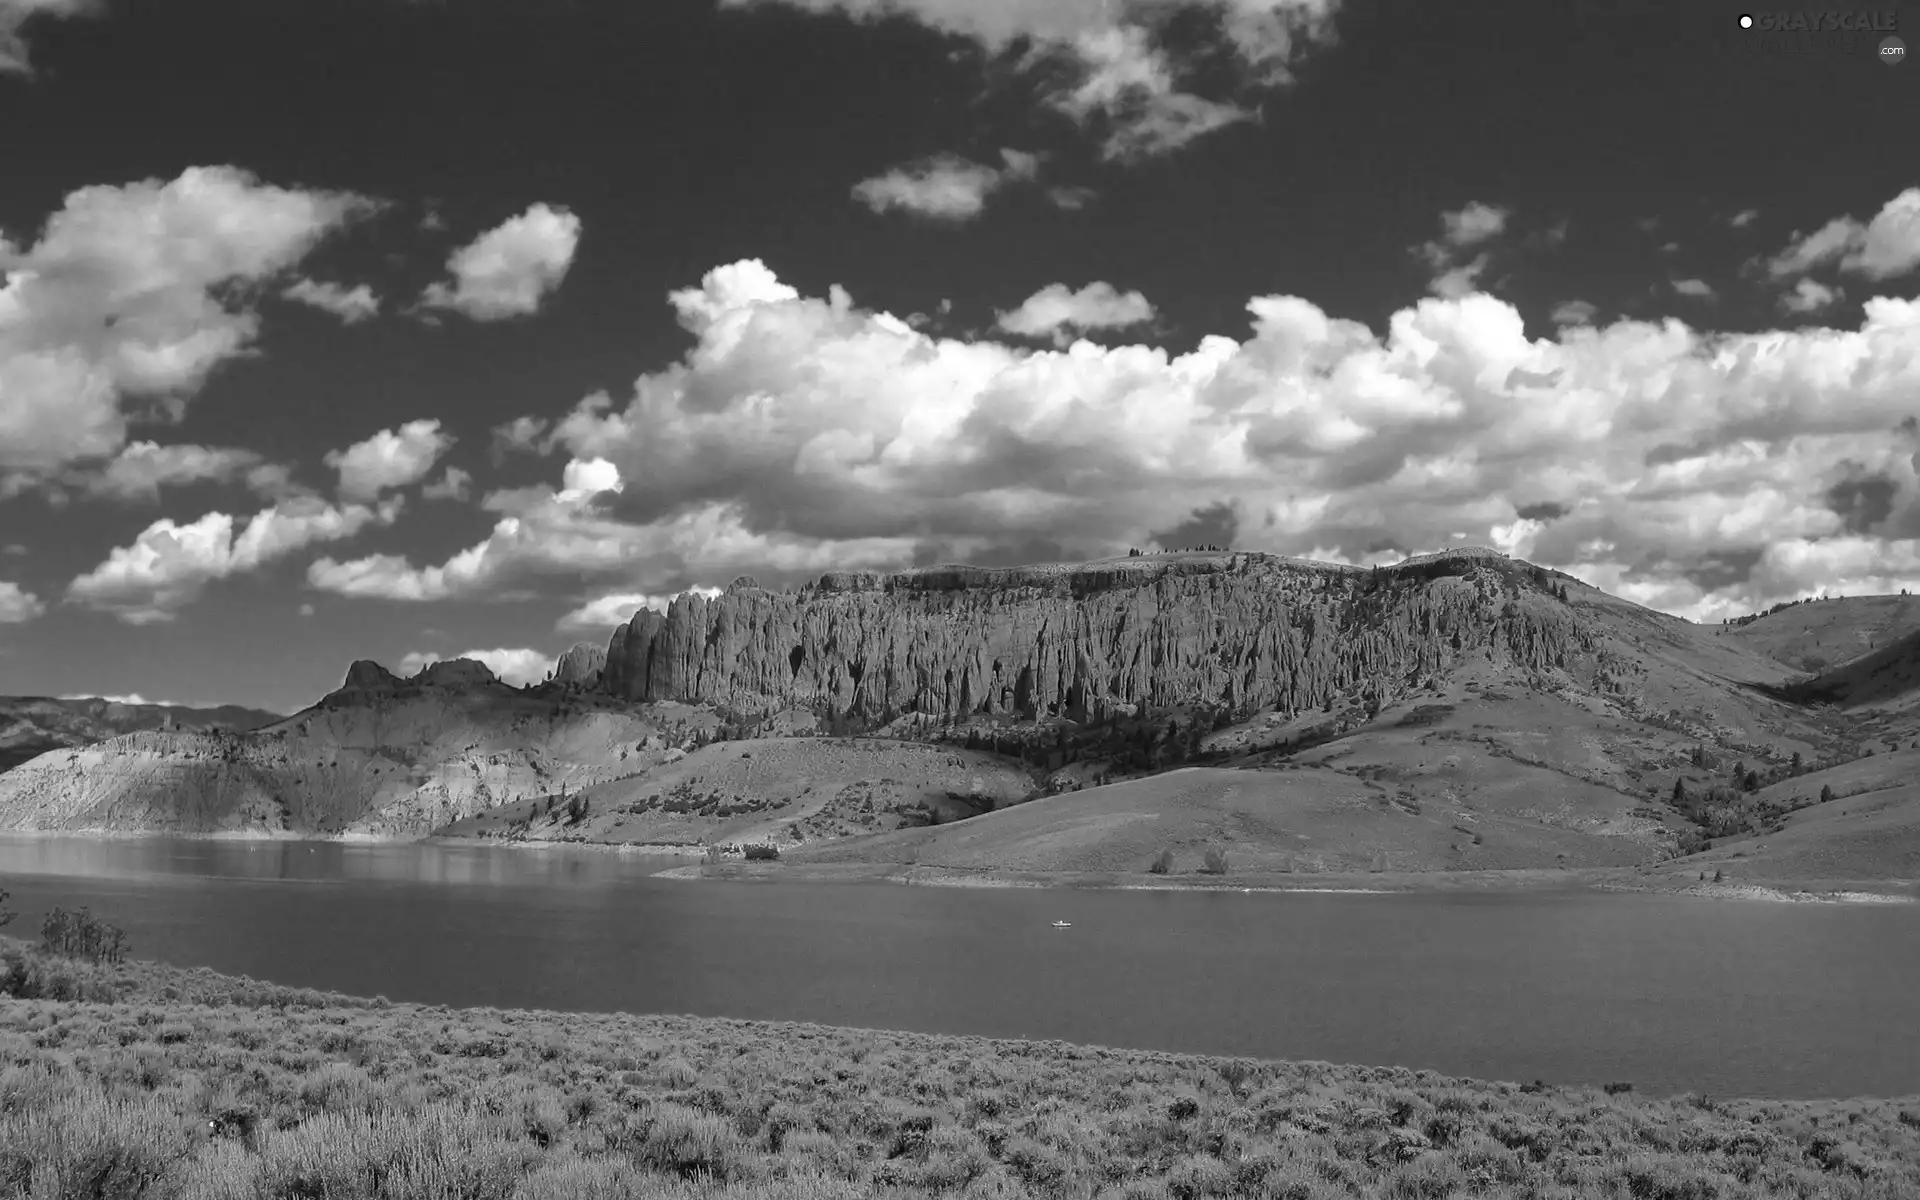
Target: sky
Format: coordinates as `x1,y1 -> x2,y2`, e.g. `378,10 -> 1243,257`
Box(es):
1,0 -> 1917,713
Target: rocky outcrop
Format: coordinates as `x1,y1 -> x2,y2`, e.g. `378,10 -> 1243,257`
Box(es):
553,642 -> 608,687
601,550 -> 1601,720
413,659 -> 497,689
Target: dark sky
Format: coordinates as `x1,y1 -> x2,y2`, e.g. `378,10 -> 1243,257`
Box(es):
1,0 -> 1915,711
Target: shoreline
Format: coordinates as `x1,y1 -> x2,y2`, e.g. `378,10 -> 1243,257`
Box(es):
5,828 -> 1914,903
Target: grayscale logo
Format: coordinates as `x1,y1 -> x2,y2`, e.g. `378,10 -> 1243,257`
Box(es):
1882,35 -> 1908,64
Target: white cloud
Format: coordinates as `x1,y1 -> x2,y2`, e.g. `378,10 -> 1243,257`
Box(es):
851,150 -> 1041,222
0,166 -> 372,490
421,466 -> 472,502
0,0 -> 98,75
490,415 -> 553,461
324,419 -> 454,503
67,440 -> 267,502
419,203 -> 581,320
997,281 -> 1156,343
1729,208 -> 1759,229
1780,278 -> 1841,316
556,586 -> 725,633
1769,187 -> 1920,281
725,0 -> 1340,161
395,648 -> 553,688
1416,201 -> 1510,298
1550,300 -> 1597,326
308,255 -> 1920,621
281,278 -> 380,324
67,496 -> 396,624
1670,278 -> 1716,300
0,580 -> 44,622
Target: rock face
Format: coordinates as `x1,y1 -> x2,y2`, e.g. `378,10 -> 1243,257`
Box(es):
553,642 -> 608,687
413,659 -> 497,688
601,550 -> 1601,720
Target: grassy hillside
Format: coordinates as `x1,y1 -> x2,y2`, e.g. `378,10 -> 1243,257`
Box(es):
0,695 -> 282,774
1725,595 -> 1920,675
3,942 -> 1917,1199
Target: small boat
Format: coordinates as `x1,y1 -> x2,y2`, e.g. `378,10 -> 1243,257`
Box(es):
1051,920 -> 1072,928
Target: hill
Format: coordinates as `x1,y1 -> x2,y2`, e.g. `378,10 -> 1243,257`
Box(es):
0,695 -> 281,774
1724,594 -> 1920,675
0,548 -> 1913,883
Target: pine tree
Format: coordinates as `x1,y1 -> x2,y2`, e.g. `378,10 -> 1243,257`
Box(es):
1671,777 -> 1687,804
1820,783 -> 1835,803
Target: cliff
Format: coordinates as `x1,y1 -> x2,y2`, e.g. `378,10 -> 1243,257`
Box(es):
601,550 -> 1596,720
553,642 -> 608,687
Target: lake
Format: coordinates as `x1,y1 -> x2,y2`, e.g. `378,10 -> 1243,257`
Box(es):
2,835 -> 1916,1100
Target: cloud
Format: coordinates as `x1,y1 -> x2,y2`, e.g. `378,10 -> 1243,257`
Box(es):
0,0 -> 99,75
1416,202 -> 1510,299
419,203 -> 581,320
1780,278 -> 1841,316
281,278 -> 380,324
556,586 -> 725,634
421,466 -> 472,502
55,692 -> 176,706
0,166 -> 373,490
1046,186 -> 1098,211
309,256 -> 1920,623
1670,278 -> 1716,300
324,419 -> 454,502
1550,300 -> 1597,327
1729,209 -> 1759,229
67,495 -> 397,624
1151,500 -> 1239,549
0,580 -> 44,623
996,281 -> 1155,343
726,0 -> 1341,161
61,441 -> 268,503
851,150 -> 1041,222
490,415 -> 553,462
395,647 -> 553,688
1768,187 -> 1920,281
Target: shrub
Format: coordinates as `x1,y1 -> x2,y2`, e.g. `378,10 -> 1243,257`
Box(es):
1148,849 -> 1175,875
743,845 -> 780,861
1199,848 -> 1229,875
40,907 -> 130,964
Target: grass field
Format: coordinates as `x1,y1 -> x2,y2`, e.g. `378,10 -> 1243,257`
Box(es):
3,940 -> 1919,1199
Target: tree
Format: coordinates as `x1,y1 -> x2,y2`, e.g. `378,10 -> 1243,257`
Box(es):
0,887 -> 13,929
1789,750 -> 1803,776
1671,777 -> 1688,804
1820,783 -> 1835,803
1742,769 -> 1759,793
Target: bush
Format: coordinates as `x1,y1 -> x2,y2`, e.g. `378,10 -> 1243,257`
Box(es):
1148,849 -> 1175,875
1199,848 -> 1229,875
40,907 -> 130,964
742,845 -> 780,861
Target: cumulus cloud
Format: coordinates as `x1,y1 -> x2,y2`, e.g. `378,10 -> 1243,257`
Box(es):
281,278 -> 380,324
851,150 -> 1042,222
0,0 -> 99,75
725,0 -> 1340,161
1550,300 -> 1597,327
419,203 -> 581,320
61,441 -> 269,503
395,648 -> 554,688
66,495 -> 398,624
1780,278 -> 1841,316
1670,278 -> 1716,300
490,415 -> 553,462
0,166 -> 373,490
0,580 -> 44,622
1729,208 -> 1760,229
1768,187 -> 1920,281
996,281 -> 1155,343
303,255 -> 1920,620
1415,201 -> 1510,299
556,586 -> 725,634
421,466 -> 472,502
324,419 -> 454,503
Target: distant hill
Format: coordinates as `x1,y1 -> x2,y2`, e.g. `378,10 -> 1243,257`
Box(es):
1724,594 -> 1920,675
0,550 -> 1914,883
0,696 -> 282,774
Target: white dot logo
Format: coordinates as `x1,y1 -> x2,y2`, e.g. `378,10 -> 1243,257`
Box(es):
1738,14 -> 1754,29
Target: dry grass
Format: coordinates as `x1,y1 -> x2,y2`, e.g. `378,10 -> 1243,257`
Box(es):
3,940 -> 1919,1199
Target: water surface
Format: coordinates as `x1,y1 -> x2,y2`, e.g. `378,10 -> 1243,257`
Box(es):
3,835 -> 1916,1099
